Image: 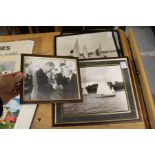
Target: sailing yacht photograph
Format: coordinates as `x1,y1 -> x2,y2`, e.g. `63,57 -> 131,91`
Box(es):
55,31 -> 119,59
54,58 -> 139,125
62,64 -> 129,116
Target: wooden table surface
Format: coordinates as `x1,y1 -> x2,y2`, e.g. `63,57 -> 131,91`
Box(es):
0,31 -> 147,129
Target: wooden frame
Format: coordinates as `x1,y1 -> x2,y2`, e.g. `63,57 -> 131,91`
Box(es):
54,30 -> 123,59
128,29 -> 155,128
21,54 -> 82,104
53,57 -> 141,127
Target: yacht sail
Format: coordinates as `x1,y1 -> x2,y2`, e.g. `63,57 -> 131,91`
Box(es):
96,82 -> 115,98
73,39 -> 80,57
81,44 -> 89,58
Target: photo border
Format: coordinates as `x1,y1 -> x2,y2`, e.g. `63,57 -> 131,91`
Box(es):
54,30 -> 124,58
20,54 -> 83,104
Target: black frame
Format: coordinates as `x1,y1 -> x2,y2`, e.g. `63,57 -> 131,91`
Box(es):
21,54 -> 82,104
53,57 -> 140,127
54,30 -> 123,59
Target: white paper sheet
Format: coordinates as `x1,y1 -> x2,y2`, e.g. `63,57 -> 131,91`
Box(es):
0,40 -> 37,129
14,104 -> 37,129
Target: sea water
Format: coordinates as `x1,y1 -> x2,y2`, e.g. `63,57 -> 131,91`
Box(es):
63,90 -> 129,116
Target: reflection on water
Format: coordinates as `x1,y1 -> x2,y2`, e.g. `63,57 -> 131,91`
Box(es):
63,91 -> 129,116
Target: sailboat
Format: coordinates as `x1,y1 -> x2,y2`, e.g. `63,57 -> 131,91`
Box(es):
87,43 -> 103,57
96,82 -> 116,98
96,43 -> 102,56
80,44 -> 89,58
69,39 -> 80,58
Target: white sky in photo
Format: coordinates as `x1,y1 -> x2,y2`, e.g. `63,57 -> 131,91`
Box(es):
81,65 -> 123,84
56,32 -> 116,56
24,56 -> 77,73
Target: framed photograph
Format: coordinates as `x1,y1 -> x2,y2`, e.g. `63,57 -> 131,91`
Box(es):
21,54 -> 82,103
53,57 -> 140,126
55,30 -> 123,59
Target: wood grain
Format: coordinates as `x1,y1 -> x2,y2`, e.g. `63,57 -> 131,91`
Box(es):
128,29 -> 154,128
120,30 -> 150,128
0,31 -> 146,128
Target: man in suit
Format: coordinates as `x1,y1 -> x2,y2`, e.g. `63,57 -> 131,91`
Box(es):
62,64 -> 79,99
55,62 -> 68,90
35,62 -> 55,100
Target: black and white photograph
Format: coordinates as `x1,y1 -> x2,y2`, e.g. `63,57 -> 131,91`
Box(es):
21,54 -> 82,103
0,61 -> 15,74
55,31 -> 122,59
54,58 -> 139,126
